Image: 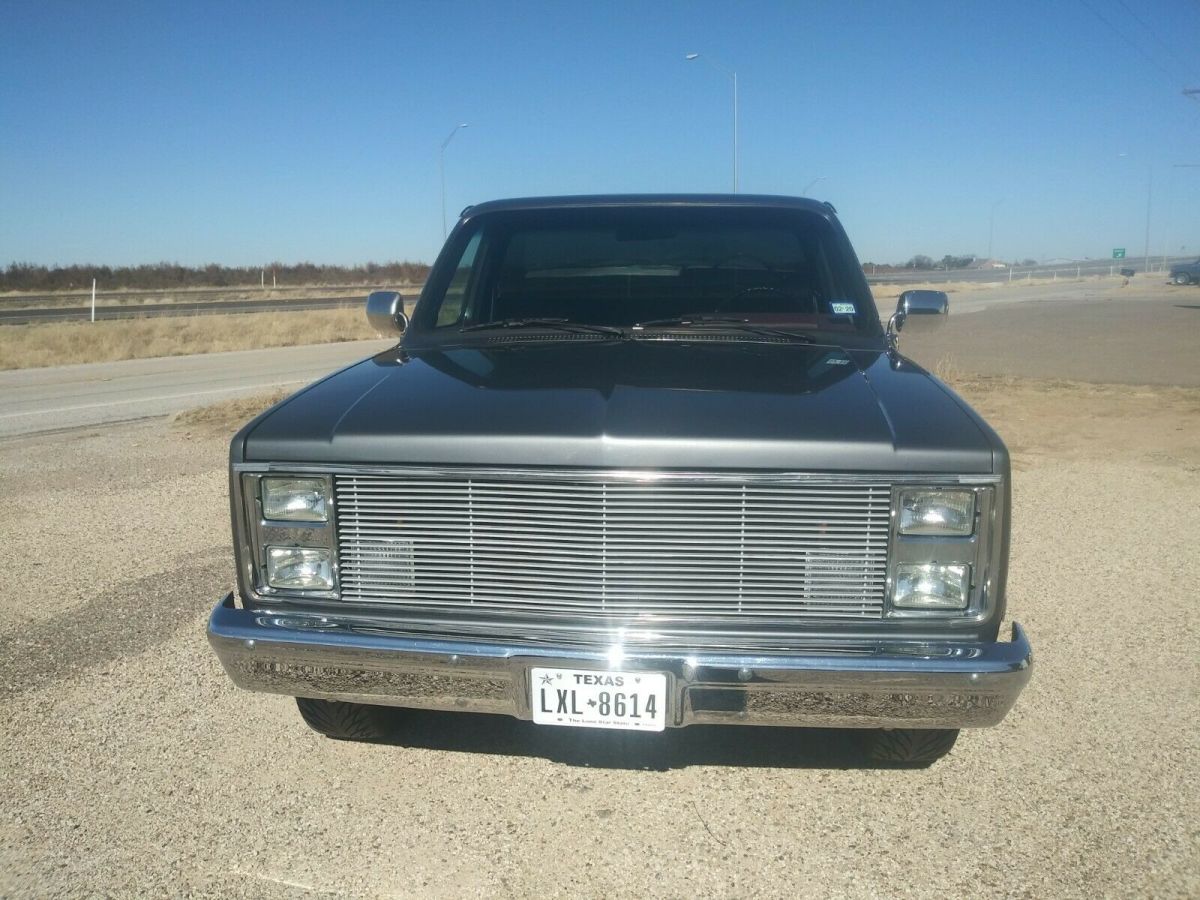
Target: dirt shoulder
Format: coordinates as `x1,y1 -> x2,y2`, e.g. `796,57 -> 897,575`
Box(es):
954,375 -> 1200,471
1,370 -> 1196,896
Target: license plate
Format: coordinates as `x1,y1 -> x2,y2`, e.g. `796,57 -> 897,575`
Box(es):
530,667 -> 668,732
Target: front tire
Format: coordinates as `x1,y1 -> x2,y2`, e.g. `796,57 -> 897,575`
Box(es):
1174,272 -> 1193,285
295,697 -> 395,741
863,728 -> 959,766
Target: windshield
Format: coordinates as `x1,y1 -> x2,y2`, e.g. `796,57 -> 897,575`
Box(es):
414,206 -> 880,336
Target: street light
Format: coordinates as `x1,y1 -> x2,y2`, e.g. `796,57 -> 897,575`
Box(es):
987,199 -> 1004,261
685,53 -> 738,192
1164,164 -> 1200,265
1118,153 -> 1152,274
440,123 -> 469,239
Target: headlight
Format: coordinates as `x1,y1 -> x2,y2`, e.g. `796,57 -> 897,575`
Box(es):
893,563 -> 970,610
266,547 -> 334,590
898,489 -> 975,536
261,477 -> 328,522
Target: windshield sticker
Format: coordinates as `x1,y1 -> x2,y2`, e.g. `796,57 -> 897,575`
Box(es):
830,301 -> 856,315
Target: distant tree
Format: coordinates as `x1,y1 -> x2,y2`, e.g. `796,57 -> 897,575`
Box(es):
940,254 -> 976,270
1020,258 -> 1037,267
0,260 -> 433,292
906,255 -> 935,270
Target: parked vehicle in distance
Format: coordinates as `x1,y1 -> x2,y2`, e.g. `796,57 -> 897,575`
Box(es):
1168,258 -> 1200,285
207,195 -> 1032,766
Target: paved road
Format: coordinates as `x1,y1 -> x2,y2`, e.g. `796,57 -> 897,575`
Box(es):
0,339 -> 393,438
0,295 -> 420,325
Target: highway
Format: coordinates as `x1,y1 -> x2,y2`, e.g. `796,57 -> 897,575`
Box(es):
0,339 -> 392,438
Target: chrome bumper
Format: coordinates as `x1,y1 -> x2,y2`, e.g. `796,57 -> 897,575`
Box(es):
207,595 -> 1032,729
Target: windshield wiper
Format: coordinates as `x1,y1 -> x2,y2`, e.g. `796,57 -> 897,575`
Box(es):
633,315 -> 815,343
459,317 -> 625,337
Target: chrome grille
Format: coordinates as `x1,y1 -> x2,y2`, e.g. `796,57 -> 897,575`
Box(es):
335,473 -> 891,623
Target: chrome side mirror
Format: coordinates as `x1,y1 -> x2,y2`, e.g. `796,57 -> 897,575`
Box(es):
887,289 -> 948,350
365,291 -> 408,336
897,289 -> 950,317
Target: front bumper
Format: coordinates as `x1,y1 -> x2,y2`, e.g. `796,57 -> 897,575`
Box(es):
207,595 -> 1032,729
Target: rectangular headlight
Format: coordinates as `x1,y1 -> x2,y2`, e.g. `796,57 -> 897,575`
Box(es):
266,547 -> 334,590
261,477 -> 328,523
898,489 -> 975,536
893,563 -> 970,610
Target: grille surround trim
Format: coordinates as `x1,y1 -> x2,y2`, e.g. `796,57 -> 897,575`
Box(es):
232,466 -> 1004,646
334,469 -> 902,628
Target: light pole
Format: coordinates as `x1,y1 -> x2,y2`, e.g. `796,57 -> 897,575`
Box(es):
685,53 -> 738,192
440,123 -> 469,239
987,199 -> 1003,261
1118,153 -> 1152,274
1165,163 -> 1200,266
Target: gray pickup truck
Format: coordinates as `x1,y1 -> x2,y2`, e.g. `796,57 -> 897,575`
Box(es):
208,195 -> 1031,765
1169,258 -> 1200,285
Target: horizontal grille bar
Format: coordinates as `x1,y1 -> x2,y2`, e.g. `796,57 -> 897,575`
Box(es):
334,473 -> 892,632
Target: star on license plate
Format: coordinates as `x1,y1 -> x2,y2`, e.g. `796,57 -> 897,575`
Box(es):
530,667 -> 668,732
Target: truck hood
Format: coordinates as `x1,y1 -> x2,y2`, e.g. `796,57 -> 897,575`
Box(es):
239,340 -> 997,473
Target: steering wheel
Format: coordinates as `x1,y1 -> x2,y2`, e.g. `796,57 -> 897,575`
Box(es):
711,252 -> 775,272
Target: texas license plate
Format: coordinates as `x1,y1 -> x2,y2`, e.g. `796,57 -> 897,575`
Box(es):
530,667 -> 668,732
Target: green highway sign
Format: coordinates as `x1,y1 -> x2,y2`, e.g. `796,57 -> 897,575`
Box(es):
1112,248 -> 1126,259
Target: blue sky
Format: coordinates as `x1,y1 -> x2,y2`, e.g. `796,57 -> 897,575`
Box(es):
2,0 -> 1198,267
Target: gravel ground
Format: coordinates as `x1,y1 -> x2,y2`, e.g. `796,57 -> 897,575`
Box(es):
1,315 -> 1198,896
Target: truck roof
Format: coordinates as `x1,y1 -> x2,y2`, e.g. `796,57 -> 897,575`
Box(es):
462,194 -> 837,218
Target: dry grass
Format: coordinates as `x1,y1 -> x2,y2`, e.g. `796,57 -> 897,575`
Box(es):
0,308 -> 383,370
172,388 -> 292,437
0,283 -> 424,310
932,355 -> 966,384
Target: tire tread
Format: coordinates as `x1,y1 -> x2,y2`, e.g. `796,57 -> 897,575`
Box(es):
295,698 -> 393,741
866,728 -> 959,765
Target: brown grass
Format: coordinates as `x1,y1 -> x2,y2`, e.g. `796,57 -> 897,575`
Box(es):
0,308 -> 383,370
947,374 -> 1200,471
172,388 -> 292,437
0,286 -> 402,310
932,355 -> 966,384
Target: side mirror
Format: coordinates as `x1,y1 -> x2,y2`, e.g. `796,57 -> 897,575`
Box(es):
886,289 -> 948,350
897,289 -> 950,317
366,291 -> 408,336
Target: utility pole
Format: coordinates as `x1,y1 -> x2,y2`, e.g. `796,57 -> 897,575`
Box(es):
1143,168 -> 1152,275
1168,164 -> 1200,267
987,199 -> 1003,261
686,53 -> 739,192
